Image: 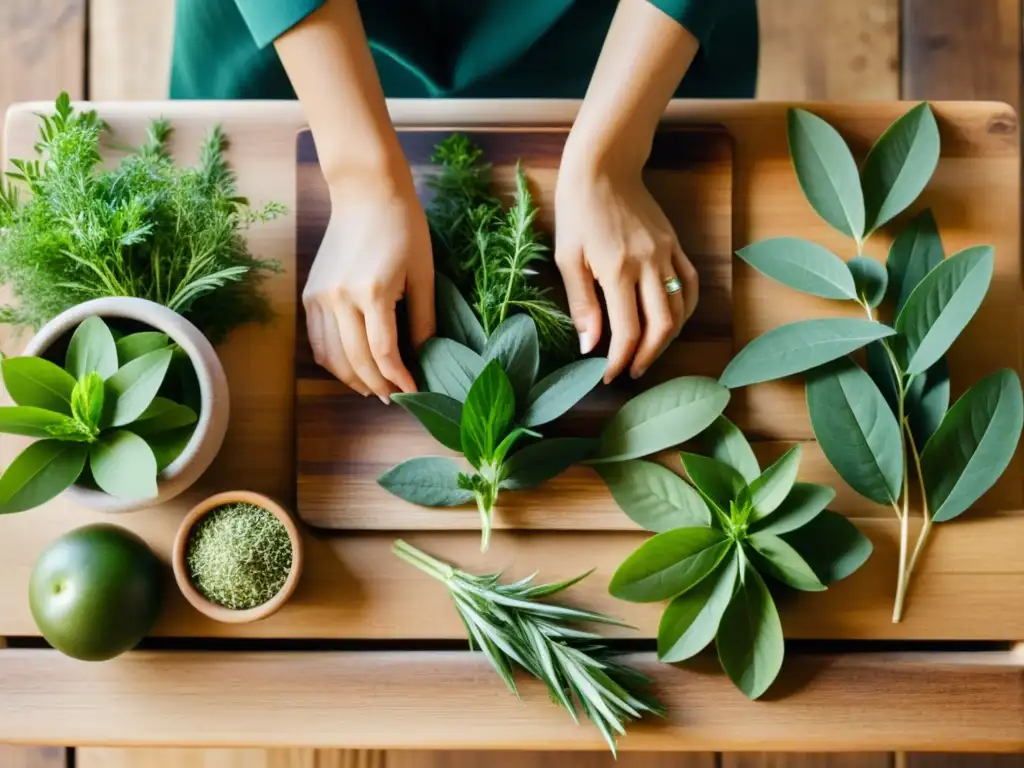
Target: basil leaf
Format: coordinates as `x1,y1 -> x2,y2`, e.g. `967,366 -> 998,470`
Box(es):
595,376 -> 730,463
748,444 -> 801,520
700,415 -> 760,483
747,533 -> 825,592
720,319 -> 896,389
65,316 -> 118,379
500,437 -> 597,491
104,348 -> 174,428
861,102 -> 940,234
716,564 -> 784,700
679,452 -> 747,518
736,237 -> 856,300
781,509 -> 873,584
896,245 -> 995,375
806,357 -> 903,506
115,332 -> 170,365
90,430 -> 158,501
521,357 -> 607,427
460,360 -> 515,470
392,392 -> 463,452
377,456 -> 475,507
435,273 -> 486,354
0,406 -> 81,439
921,369 -> 1024,522
608,527 -> 731,603
70,372 -> 105,431
1,357 -> 77,416
145,425 -> 196,471
0,439 -> 87,514
751,482 -> 833,535
483,314 -> 539,402
847,256 -> 888,308
658,553 -> 739,663
887,208 -> 944,313
787,108 -> 865,240
419,338 -> 485,402
596,459 -> 711,532
491,427 -> 538,469
906,356 -> 949,446
126,397 -> 198,437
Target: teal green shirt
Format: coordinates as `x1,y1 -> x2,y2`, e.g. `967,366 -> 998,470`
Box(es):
171,0 -> 757,100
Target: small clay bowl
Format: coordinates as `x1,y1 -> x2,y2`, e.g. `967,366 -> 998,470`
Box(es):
172,491 -> 303,623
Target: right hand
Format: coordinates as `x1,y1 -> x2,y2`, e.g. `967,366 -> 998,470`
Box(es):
302,171 -> 435,402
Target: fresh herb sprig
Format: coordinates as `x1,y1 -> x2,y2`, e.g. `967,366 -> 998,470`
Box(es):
0,93 -> 283,344
718,104 -> 1024,622
392,539 -> 663,754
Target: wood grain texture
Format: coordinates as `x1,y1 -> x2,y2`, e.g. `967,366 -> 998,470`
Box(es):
902,0 -> 1021,111
906,755 -> 1024,767
723,756 -> 892,768
0,649 -> 1020,751
79,749 -> 384,768
88,0 -> 175,100
757,0 -> 900,100
0,746 -> 65,768
386,753 -> 716,767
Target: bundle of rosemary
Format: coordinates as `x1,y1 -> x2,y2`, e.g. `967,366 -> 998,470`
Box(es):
0,93 -> 283,344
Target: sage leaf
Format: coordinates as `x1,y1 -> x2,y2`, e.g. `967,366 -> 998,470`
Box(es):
700,415 -> 760,483
861,103 -> 940,234
787,108 -> 865,240
146,425 -> 196,471
906,356 -> 949,446
847,256 -> 888,308
887,208 -> 944,313
1,357 -> 76,416
679,452 -> 747,517
521,357 -> 607,427
500,437 -> 597,490
865,340 -> 900,415
436,273 -> 486,354
716,564 -> 784,700
748,445 -> 801,520
0,439 -> 87,514
596,459 -> 711,532
719,319 -> 896,389
658,554 -> 739,663
483,314 -> 539,402
65,316 -> 118,379
781,509 -> 873,584
393,392 -> 463,452
747,533 -> 825,592
104,348 -> 174,428
896,245 -> 995,375
751,482 -> 834,535
419,338 -> 485,402
0,406 -> 81,439
126,397 -> 198,437
736,237 -> 857,300
460,360 -> 515,470
378,456 -> 475,507
806,357 -> 903,505
89,430 -> 158,501
608,527 -> 731,603
595,376 -> 730,463
70,371 -> 105,431
115,332 -> 170,365
921,369 -> 1024,522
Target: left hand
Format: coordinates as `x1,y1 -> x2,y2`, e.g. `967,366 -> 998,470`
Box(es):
554,146 -> 699,383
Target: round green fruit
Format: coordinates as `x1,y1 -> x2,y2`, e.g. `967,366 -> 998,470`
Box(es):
29,524 -> 164,661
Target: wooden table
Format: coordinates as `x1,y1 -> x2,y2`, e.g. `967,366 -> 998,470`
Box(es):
0,99 -> 1021,753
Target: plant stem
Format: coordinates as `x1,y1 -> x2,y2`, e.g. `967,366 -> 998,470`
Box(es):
391,539 -> 455,582
904,422 -> 933,587
892,376 -> 911,623
475,490 -> 493,553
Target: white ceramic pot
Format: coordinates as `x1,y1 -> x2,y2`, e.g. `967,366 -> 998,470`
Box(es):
22,298 -> 230,513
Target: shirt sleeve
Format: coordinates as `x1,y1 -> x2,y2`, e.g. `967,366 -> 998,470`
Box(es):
645,0 -> 726,49
233,0 -> 325,48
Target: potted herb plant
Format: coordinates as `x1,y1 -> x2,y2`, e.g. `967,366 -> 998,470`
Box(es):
172,491 -> 302,623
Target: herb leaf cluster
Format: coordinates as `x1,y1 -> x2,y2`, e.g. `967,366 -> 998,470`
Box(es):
0,316 -> 197,512
600,413 -> 872,699
392,539 -> 663,754
722,103 -> 1024,622
0,93 -> 283,344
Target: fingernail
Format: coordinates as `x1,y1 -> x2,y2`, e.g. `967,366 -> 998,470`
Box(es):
379,394 -> 391,405
630,368 -> 643,380
579,330 -> 597,355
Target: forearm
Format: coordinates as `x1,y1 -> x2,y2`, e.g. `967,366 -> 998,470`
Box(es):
275,0 -> 405,190
567,0 -> 700,174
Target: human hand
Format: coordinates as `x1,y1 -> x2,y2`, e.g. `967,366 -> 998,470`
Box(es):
302,172 -> 435,402
554,149 -> 699,383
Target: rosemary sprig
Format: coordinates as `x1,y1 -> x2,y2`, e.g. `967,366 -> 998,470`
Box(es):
392,540 -> 664,754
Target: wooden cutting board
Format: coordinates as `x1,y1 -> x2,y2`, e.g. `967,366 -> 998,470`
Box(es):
295,127 -> 735,530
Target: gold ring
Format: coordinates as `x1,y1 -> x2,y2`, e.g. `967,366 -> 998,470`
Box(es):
664,277 -> 682,295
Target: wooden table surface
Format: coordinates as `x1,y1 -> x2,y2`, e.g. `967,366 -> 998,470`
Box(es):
0,99 -> 1021,752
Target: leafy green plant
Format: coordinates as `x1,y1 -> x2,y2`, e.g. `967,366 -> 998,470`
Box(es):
392,539 -> 663,754
0,316 -> 197,512
599,414 -> 872,699
378,310 -> 605,551
0,93 -> 283,344
722,103 -> 1023,621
